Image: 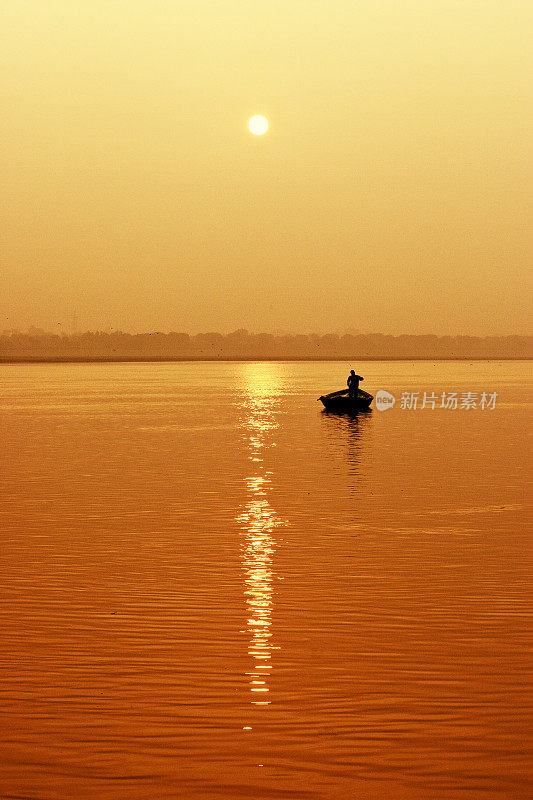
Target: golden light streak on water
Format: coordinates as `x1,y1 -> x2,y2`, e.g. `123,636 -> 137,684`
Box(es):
236,366 -> 286,705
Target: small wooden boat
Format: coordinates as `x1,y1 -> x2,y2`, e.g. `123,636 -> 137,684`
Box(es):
318,388 -> 373,413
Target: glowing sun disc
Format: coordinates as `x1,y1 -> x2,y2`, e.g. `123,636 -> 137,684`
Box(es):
249,115 -> 268,135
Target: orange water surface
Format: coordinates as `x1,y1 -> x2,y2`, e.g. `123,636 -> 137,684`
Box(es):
1,361 -> 531,799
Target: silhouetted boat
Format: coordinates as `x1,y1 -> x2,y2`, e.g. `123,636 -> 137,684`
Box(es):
318,388 -> 373,413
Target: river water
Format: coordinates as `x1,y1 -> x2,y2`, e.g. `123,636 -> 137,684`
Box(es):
1,360 -> 531,799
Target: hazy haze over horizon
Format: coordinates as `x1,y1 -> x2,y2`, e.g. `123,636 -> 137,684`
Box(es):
2,1 -> 532,335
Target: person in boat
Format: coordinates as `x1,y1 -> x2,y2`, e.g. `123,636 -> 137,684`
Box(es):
347,370 -> 364,399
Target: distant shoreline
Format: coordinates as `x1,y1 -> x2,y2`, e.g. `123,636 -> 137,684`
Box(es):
3,333 -> 530,362
1,356 -> 531,364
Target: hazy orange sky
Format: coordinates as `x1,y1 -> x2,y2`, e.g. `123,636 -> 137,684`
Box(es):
2,1 -> 532,335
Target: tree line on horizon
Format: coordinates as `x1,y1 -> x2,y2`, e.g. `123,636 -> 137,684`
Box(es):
0,329 -> 531,359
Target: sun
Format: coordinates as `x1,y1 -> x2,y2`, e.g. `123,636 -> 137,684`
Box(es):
248,115 -> 268,135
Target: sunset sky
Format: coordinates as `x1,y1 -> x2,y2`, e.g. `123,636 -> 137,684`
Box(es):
2,1 -> 532,335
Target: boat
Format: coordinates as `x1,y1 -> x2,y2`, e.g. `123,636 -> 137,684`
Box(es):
318,387 -> 373,413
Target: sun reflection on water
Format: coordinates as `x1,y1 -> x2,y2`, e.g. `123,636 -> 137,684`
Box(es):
236,367 -> 286,705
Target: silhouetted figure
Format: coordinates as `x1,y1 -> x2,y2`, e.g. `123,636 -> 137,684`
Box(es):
347,370 -> 364,399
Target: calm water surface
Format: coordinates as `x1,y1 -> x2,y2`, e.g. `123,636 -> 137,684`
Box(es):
1,361 -> 531,799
